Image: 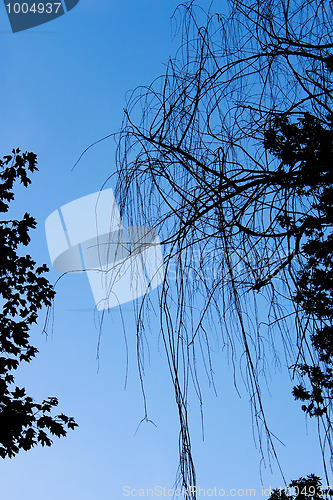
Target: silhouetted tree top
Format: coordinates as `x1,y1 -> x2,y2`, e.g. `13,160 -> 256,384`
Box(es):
0,148 -> 77,459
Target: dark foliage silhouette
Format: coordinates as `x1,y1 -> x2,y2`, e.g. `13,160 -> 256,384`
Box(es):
264,113 -> 333,420
0,149 -> 77,459
269,474 -> 333,500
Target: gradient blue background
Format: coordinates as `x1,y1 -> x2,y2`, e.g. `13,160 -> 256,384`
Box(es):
0,1 -> 325,498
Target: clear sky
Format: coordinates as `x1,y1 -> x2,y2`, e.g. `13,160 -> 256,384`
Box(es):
0,1 -> 326,499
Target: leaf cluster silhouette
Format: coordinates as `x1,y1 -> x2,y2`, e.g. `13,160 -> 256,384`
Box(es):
270,474 -> 333,500
0,149 -> 77,459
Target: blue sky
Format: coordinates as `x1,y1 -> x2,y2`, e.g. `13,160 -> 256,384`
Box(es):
0,1 -> 327,499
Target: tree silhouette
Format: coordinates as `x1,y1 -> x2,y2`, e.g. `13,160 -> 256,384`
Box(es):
264,113 -> 333,418
269,474 -> 333,500
110,0 -> 333,493
0,149 -> 77,459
